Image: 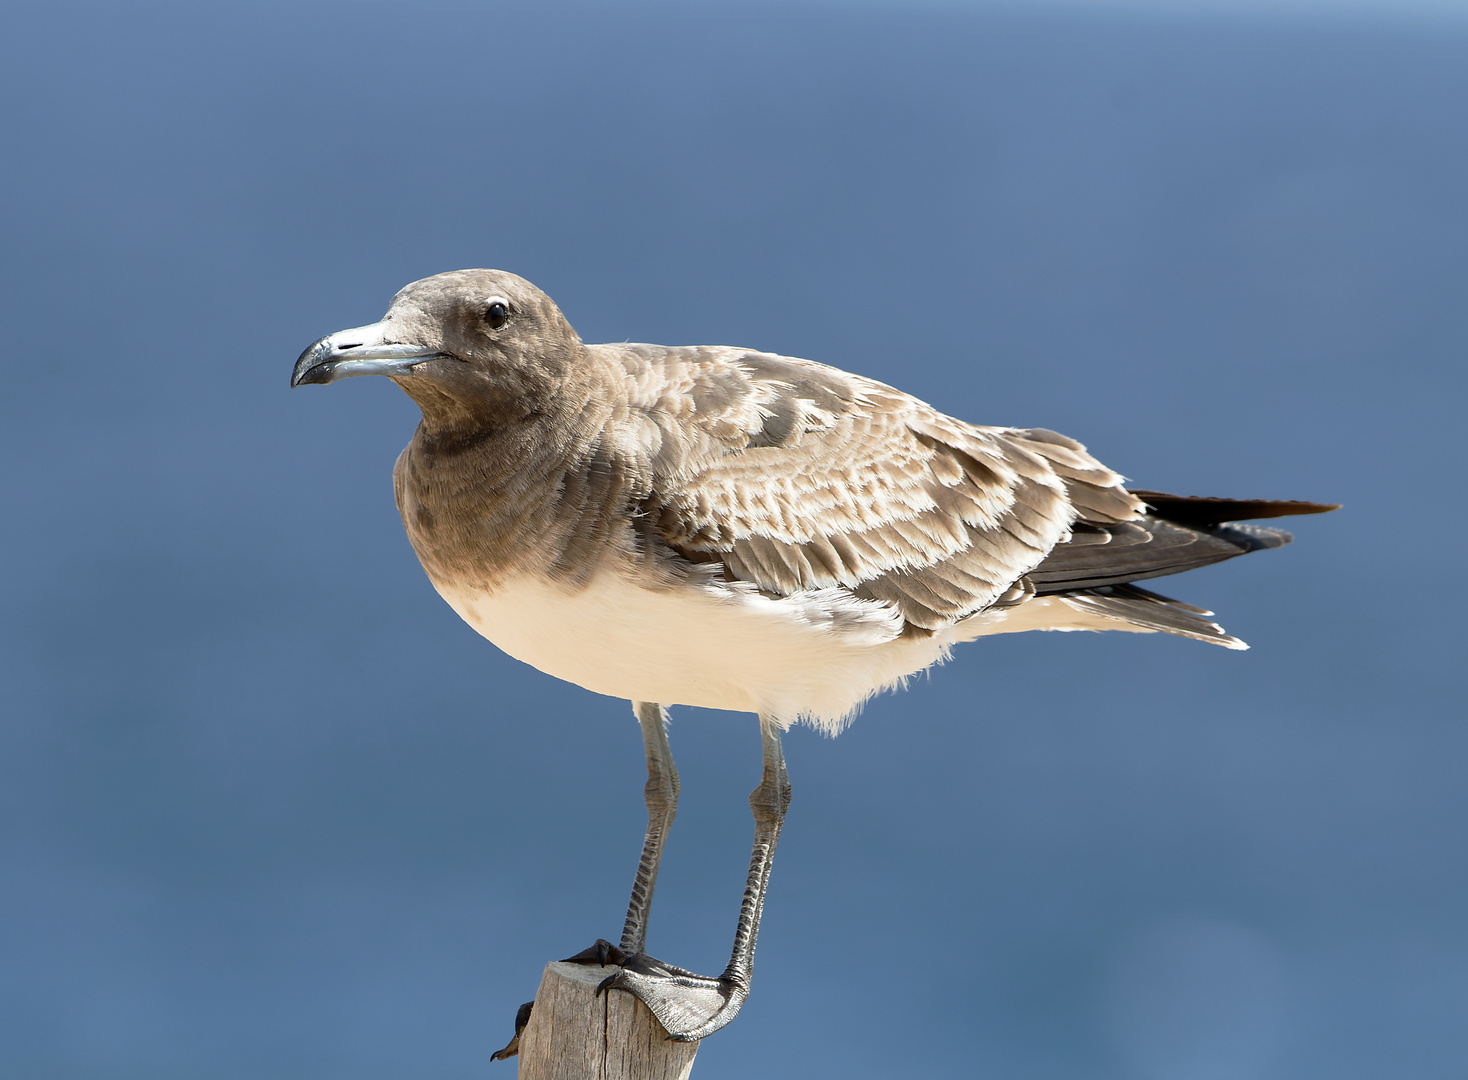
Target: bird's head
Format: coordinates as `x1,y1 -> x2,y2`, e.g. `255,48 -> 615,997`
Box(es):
292,269 -> 584,429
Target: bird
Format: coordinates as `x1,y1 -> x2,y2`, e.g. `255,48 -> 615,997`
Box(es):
291,268 -> 1336,1047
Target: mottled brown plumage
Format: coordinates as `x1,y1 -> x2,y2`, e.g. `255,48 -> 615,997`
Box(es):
295,268 -> 1336,728
292,268 -> 1336,1044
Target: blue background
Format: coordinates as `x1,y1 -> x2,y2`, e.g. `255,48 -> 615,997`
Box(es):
2,1 -> 1464,1077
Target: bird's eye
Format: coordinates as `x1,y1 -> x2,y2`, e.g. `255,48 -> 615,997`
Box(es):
483,301 -> 510,330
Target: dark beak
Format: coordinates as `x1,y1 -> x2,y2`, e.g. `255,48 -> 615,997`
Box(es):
291,321 -> 447,387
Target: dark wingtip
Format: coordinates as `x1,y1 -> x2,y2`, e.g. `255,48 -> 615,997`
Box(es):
1212,522 -> 1293,550
1249,499 -> 1341,516
1130,490 -> 1341,526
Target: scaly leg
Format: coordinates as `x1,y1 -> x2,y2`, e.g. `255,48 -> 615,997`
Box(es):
504,703 -> 679,1062
571,713 -> 792,1042
622,701 -> 680,955
561,700 -> 679,967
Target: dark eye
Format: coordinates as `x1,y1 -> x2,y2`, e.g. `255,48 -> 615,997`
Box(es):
483,301 -> 510,330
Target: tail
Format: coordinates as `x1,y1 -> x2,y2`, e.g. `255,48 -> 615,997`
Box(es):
1037,491 -> 1339,648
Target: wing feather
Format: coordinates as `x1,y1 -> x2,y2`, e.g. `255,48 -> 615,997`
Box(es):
591,343 -> 1336,644
606,345 -> 1137,629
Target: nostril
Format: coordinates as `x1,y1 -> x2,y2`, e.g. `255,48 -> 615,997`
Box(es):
338,341 -> 363,350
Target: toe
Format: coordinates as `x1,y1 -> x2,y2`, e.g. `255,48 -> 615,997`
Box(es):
562,939 -> 629,967
599,965 -> 747,1041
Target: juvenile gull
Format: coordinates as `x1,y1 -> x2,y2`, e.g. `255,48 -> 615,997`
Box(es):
292,269 -> 1335,1045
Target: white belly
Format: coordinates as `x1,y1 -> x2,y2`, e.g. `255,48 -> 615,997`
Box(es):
429,567 -> 1145,732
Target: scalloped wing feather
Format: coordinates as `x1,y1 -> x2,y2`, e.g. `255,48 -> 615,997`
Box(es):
601,345 -> 1144,631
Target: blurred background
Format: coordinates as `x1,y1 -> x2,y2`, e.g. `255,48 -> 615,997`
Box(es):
2,0 -> 1464,1077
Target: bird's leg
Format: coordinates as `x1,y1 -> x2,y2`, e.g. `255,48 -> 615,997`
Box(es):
722,715 -> 791,995
622,701 -> 680,955
571,714 -> 792,1042
562,701 -> 679,966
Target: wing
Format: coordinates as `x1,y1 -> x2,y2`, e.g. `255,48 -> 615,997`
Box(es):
1028,490 -> 1340,594
602,344 -> 1142,631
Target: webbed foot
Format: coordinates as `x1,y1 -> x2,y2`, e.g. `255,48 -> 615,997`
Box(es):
563,940 -> 746,1041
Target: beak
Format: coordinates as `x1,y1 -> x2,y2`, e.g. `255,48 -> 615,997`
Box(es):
291,321 -> 448,387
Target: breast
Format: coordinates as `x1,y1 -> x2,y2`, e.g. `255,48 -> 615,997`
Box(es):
427,566 -> 958,731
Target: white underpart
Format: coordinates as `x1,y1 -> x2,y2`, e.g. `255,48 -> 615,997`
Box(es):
434,569 -> 1151,735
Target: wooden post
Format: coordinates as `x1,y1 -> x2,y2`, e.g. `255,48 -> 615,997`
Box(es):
516,961 -> 700,1080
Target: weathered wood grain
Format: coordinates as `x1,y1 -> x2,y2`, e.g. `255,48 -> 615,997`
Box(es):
516,961 -> 699,1080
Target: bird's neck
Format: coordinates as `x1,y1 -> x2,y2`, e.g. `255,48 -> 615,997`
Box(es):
391,367 -> 550,442
398,347 -> 617,452
393,355 -> 634,591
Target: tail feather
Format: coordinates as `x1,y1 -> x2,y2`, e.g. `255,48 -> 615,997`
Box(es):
1059,583 -> 1247,650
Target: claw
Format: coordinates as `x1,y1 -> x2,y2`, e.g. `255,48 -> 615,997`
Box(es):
562,938 -> 630,967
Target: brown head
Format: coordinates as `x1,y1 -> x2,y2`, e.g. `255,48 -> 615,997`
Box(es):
291,269 -> 586,432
